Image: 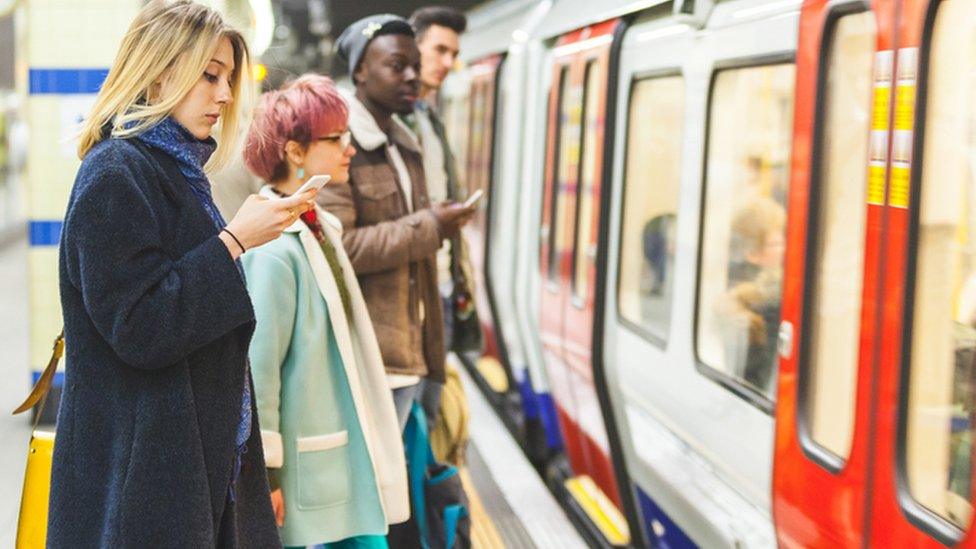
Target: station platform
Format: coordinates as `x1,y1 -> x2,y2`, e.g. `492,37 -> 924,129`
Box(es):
0,234 -> 584,548
1,233 -> 32,548
455,360 -> 585,548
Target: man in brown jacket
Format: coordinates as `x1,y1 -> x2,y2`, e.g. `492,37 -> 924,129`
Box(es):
322,14 -> 473,429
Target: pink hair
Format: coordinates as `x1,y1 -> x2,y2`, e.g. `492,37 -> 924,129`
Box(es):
243,74 -> 349,182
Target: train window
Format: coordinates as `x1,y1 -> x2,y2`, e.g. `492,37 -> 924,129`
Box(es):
468,82 -> 490,196
547,66 -> 574,281
617,75 -> 685,343
572,60 -> 602,301
696,63 -> 795,404
904,0 -> 976,531
802,11 -> 875,463
442,94 -> 470,187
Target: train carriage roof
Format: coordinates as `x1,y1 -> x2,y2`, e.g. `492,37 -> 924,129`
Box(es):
530,0 -> 669,40
459,0 -> 552,62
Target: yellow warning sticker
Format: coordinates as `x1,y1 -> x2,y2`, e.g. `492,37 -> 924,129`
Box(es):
890,164 -> 910,208
873,85 -> 891,130
867,51 -> 893,206
894,83 -> 916,131
872,51 -> 894,130
886,48 -> 918,209
868,164 -> 887,205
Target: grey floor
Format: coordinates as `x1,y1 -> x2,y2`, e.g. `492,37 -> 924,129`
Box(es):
0,234 -> 33,547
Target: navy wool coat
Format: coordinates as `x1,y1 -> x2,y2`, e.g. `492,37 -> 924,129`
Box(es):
50,137 -> 281,548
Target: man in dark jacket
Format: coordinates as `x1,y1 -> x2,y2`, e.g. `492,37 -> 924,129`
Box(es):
405,6 -> 484,428
320,15 -> 472,429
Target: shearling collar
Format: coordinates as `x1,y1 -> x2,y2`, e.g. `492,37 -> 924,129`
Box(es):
341,89 -> 421,154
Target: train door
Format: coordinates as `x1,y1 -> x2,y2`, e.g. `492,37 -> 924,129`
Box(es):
606,1 -> 796,543
772,0 -> 891,546
538,18 -> 630,544
865,0 -> 976,545
461,55 -> 518,394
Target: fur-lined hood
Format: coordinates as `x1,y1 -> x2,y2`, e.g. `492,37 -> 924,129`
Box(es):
341,89 -> 421,154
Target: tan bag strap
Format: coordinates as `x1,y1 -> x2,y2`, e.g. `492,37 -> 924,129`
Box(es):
13,331 -> 65,421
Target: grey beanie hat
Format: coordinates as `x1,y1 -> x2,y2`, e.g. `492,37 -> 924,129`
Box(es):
334,14 -> 415,77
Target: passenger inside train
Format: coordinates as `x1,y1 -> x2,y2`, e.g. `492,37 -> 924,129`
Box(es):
720,196 -> 785,396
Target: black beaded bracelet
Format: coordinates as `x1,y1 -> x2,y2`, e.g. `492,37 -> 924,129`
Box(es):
221,228 -> 246,254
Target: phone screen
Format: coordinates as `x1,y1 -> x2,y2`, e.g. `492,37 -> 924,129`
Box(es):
294,175 -> 331,196
463,189 -> 484,208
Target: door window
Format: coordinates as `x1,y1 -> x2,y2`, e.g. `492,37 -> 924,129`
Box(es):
547,66 -> 577,281
617,75 -> 685,344
696,63 -> 795,404
572,60 -> 603,300
802,11 -> 875,463
903,0 -> 976,530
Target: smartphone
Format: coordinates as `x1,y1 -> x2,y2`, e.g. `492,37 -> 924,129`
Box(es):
462,189 -> 484,209
292,175 -> 331,197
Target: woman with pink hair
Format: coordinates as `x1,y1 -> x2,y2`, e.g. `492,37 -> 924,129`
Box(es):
242,75 -> 408,549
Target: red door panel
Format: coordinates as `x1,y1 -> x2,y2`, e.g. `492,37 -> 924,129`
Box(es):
868,0 -> 976,546
539,54 -> 576,473
461,55 -> 506,365
538,19 -> 622,507
773,2 -> 893,546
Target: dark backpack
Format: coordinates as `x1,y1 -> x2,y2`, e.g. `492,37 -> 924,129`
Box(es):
389,402 -> 471,549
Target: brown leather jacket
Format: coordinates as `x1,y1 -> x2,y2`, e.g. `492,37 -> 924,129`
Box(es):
318,93 -> 446,383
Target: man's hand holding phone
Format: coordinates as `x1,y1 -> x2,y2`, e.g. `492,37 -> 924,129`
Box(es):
432,198 -> 476,239
460,189 -> 483,209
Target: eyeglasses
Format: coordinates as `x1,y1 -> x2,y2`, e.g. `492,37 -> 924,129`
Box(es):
316,130 -> 352,149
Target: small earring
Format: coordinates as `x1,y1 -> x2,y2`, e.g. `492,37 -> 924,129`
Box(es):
297,167 -> 305,180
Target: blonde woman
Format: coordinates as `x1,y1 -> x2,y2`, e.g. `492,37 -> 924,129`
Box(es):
52,1 -> 314,546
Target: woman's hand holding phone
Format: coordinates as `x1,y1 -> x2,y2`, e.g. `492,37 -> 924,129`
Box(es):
220,190 -> 316,258
291,175 -> 331,197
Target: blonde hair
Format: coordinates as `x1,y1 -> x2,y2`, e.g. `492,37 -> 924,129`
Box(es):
77,0 -> 251,170
731,197 -> 786,255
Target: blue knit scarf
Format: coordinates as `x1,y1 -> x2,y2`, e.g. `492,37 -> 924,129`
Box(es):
136,117 -> 252,494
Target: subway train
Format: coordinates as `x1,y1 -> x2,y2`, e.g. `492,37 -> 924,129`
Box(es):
435,0 -> 976,546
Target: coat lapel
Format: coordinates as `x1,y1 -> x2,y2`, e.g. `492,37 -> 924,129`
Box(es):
297,226 -> 355,360
297,207 -> 411,522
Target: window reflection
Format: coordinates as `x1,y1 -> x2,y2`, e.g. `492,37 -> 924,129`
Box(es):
906,0 -> 976,528
618,76 -> 684,342
696,63 -> 795,402
803,11 -> 875,462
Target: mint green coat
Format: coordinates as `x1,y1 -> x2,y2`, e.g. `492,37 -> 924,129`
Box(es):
244,188 -> 409,547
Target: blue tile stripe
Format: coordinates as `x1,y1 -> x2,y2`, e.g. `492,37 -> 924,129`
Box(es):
29,68 -> 109,95
31,370 -> 65,389
29,220 -> 63,247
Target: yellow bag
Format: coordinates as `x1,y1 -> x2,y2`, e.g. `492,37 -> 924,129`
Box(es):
17,431 -> 55,549
13,332 -> 63,549
429,363 -> 469,465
